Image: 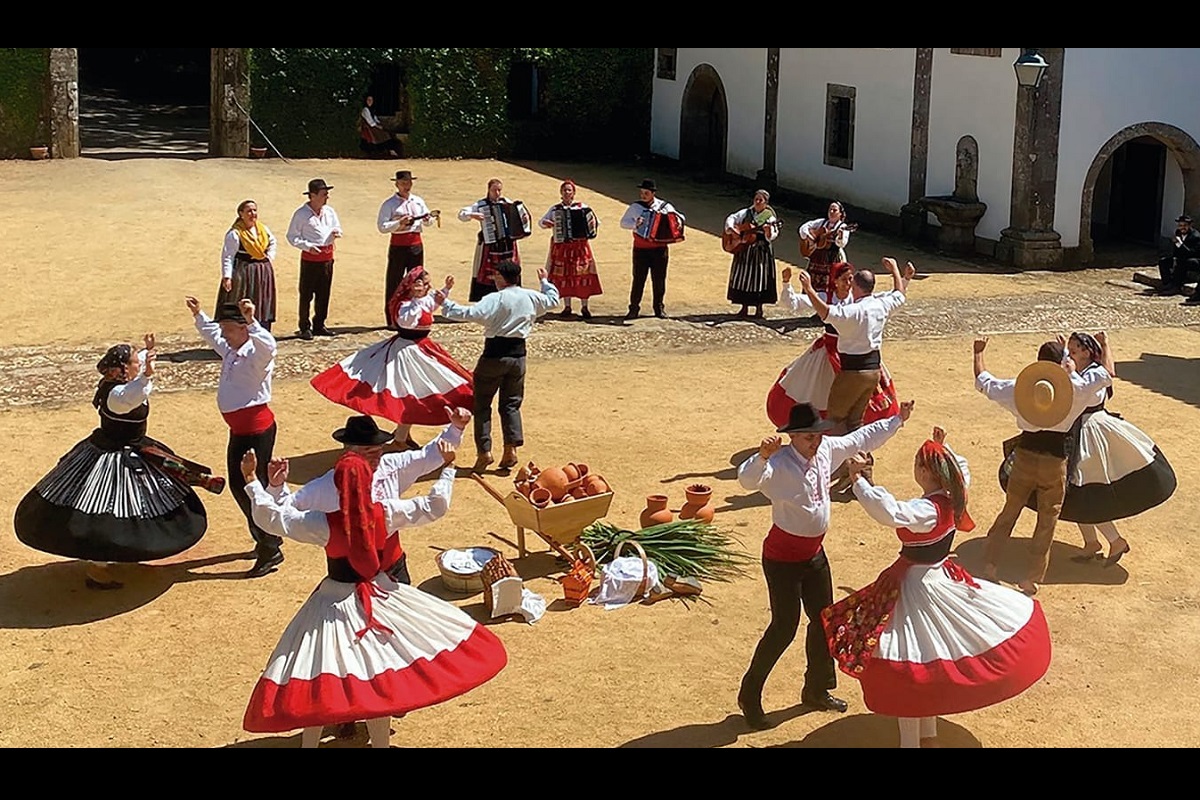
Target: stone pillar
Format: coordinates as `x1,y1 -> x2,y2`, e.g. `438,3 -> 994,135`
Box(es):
47,48 -> 79,159
210,48 -> 250,158
756,48 -> 780,191
998,48 -> 1065,269
900,48 -> 934,241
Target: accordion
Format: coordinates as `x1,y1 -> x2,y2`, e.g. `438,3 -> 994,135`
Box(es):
552,205 -> 598,243
637,208 -> 685,244
481,201 -> 532,244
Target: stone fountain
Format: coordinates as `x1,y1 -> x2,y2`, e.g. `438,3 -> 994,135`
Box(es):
919,136 -> 988,255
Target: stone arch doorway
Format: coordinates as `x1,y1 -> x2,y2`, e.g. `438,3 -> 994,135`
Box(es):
1079,122 -> 1200,264
679,64 -> 727,175
47,48 -> 250,159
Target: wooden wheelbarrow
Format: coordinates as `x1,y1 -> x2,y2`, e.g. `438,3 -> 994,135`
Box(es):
468,472 -> 613,561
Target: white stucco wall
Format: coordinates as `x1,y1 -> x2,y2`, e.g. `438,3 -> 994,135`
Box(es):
774,48 -> 914,217
926,48 -> 1020,242
650,48 -> 766,177
1057,48 -> 1200,248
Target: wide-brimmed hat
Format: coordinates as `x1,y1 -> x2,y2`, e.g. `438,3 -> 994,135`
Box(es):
1014,361 -> 1074,429
393,170 -> 416,181
777,402 -> 837,434
332,415 -> 394,446
637,178 -> 657,192
305,178 -> 333,195
1177,214 -> 1193,224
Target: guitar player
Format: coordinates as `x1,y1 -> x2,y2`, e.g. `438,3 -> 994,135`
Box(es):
724,189 -> 782,318
798,201 -> 855,294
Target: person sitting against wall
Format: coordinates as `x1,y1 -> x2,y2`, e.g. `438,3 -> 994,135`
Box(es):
358,94 -> 402,159
1158,214 -> 1200,302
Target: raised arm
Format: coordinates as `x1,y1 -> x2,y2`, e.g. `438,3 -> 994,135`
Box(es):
825,408 -> 909,469
1095,331 -> 1116,378
106,348 -> 154,414
852,479 -> 940,532
779,268 -> 814,313
241,451 -> 331,545
798,270 -> 831,320
187,296 -> 232,358
534,270 -> 561,312
383,465 -> 456,532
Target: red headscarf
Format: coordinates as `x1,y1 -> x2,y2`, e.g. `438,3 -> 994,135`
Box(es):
386,266 -> 429,325
916,440 -> 975,532
326,450 -> 390,581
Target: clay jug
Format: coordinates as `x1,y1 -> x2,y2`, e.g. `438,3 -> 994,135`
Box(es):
640,494 -> 674,528
680,484 -> 715,523
534,466 -> 572,501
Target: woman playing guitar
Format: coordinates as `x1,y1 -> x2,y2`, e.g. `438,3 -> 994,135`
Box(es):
798,200 -> 856,294
724,189 -> 783,318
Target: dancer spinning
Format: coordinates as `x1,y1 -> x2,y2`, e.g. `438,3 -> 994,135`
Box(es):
14,335 -> 222,590
538,178 -> 602,319
238,448 -> 507,748
311,267 -> 473,450
822,427 -> 1052,748
766,261 -> 901,431
1003,331 -> 1176,568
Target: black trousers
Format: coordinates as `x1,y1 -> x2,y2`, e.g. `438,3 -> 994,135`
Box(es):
740,549 -> 838,701
629,246 -> 669,313
1159,255 -> 1200,288
472,355 -> 526,453
298,259 -> 334,332
385,244 -> 424,325
225,423 -> 283,559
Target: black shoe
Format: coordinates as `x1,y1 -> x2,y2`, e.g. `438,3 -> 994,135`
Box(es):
85,576 -> 124,591
580,307 -> 592,319
560,308 -> 575,318
313,327 -> 336,337
624,309 -> 640,320
298,329 -> 314,341
247,551 -> 284,578
654,308 -> 668,319
334,722 -> 358,739
1185,294 -> 1200,305
737,692 -> 775,731
801,690 -> 848,713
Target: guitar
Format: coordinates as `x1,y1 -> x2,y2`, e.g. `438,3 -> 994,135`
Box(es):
800,221 -> 858,259
722,207 -> 784,254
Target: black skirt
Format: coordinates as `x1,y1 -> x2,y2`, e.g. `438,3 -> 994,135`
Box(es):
727,240 -> 778,305
13,430 -> 208,562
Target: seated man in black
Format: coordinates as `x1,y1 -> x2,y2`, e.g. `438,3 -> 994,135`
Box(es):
1158,214 -> 1200,302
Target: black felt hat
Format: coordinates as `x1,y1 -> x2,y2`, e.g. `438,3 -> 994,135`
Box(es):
637,178 -> 657,192
393,170 -> 416,181
777,403 -> 837,434
214,303 -> 246,323
1177,215 -> 1192,224
305,178 -> 333,195
332,415 -> 394,446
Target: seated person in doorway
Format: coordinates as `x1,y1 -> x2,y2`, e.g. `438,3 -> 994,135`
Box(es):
1158,214 -> 1200,302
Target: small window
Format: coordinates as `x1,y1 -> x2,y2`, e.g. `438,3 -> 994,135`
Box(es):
950,48 -> 1002,57
824,84 -> 856,170
508,61 -> 546,120
369,63 -> 401,117
657,48 -> 677,81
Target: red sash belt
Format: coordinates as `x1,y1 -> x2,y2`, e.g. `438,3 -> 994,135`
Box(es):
390,232 -> 422,247
354,581 -> 395,641
302,245 -> 334,263
763,524 -> 826,563
222,404 -> 275,436
633,236 -> 668,250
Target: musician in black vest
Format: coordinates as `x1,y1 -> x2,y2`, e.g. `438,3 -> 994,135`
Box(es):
458,178 -> 526,302
1157,214 -> 1200,301
619,178 -> 686,319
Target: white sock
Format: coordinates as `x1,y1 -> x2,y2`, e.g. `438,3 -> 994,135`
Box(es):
920,716 -> 937,739
898,717 -> 921,748
301,726 -> 322,748
366,717 -> 391,749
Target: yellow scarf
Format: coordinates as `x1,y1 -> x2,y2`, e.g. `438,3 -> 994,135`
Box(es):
233,220 -> 271,261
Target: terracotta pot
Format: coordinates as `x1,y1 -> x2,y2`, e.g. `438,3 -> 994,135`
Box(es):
583,475 -> 610,496
557,494 -> 575,504
249,146 -> 268,158
574,463 -> 590,478
569,486 -> 588,499
640,494 -> 674,528
515,465 -> 531,483
29,146 -> 49,160
679,500 -> 716,524
529,487 -> 553,509
684,483 -> 713,506
516,480 -> 533,498
534,466 -> 571,501
563,463 -> 581,482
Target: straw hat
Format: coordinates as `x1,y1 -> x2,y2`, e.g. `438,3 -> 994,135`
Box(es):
1014,361 -> 1073,428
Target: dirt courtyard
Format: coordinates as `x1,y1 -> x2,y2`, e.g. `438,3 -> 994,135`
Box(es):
1,155 -> 1198,748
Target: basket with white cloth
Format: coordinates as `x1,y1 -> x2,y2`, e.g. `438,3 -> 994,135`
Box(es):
591,540 -> 661,610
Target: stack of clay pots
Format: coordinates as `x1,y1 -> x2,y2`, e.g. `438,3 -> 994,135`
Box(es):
514,461 -> 611,509
639,483 -> 716,528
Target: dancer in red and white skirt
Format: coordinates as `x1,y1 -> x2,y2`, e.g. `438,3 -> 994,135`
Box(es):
311,266 -> 473,450
822,428 -> 1051,748
238,448 -> 507,748
538,178 -> 601,319
766,263 -> 899,429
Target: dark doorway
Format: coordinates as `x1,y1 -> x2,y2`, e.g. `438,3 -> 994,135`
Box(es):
77,48 -> 211,156
1104,137 -> 1166,245
679,64 -> 727,176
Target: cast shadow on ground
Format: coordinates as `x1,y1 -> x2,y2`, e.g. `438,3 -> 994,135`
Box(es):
0,551 -> 251,629
162,348 -> 220,364
677,312 -> 822,336
619,707 -> 811,748
223,723 -> 400,748
663,448 -> 769,513
769,713 -> 982,748
952,536 -> 1129,588
1114,354 -> 1200,410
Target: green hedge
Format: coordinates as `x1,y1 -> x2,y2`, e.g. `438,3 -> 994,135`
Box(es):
0,48 -> 48,159
249,48 -> 652,160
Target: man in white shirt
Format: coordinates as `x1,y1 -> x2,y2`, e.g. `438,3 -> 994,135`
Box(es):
735,398 -> 914,729
974,336 -> 1113,595
286,179 -> 343,341
378,170 -> 436,328
440,260 -> 560,473
186,295 -> 282,577
619,178 -> 685,320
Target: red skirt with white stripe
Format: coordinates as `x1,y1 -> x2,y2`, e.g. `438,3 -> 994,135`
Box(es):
310,335 -> 474,426
244,573 -> 508,733
766,335 -> 900,428
822,557 -> 1051,718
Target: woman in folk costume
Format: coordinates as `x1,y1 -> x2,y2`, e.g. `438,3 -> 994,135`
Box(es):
766,262 -> 900,429
538,178 -> 601,319
724,189 -> 780,319
311,266 -> 474,451
797,200 -> 853,295
239,448 -> 507,748
822,427 -> 1051,748
458,178 -> 528,302
13,336 -> 223,590
1000,331 -> 1176,569
218,199 -> 278,332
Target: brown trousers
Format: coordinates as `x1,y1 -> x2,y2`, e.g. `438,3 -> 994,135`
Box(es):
984,447 -> 1067,583
825,368 -> 882,432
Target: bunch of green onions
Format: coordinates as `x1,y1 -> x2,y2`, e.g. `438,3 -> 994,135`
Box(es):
580,519 -> 755,583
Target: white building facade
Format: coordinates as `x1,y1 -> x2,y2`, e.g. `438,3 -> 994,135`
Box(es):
651,48 -> 1200,269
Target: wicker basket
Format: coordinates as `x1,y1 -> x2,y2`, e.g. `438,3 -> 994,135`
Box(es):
481,553 -> 522,617
612,539 -> 652,599
435,547 -> 500,594
560,543 -> 597,608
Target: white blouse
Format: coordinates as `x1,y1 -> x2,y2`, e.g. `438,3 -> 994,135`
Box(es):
395,292 -> 444,331
723,207 -> 779,242
105,349 -> 152,415
220,227 -> 278,279
782,285 -> 852,315
851,446 -> 972,534
361,106 -> 382,128
798,218 -> 851,250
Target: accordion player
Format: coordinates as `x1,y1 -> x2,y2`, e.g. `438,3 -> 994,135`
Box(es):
481,201 -> 533,244
636,208 -> 686,244
552,205 -> 599,243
